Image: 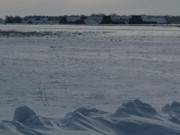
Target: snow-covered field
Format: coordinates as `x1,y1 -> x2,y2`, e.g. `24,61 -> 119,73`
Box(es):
0,25 -> 180,135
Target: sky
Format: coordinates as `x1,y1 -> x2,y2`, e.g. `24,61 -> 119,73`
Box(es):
0,0 -> 180,17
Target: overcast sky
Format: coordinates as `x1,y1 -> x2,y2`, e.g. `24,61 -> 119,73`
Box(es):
0,0 -> 180,17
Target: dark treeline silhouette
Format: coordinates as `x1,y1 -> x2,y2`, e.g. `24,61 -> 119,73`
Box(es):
1,15 -> 180,25
5,16 -> 23,24
129,15 -> 144,24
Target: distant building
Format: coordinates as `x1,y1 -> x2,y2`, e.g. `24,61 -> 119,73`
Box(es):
84,15 -> 103,25
46,17 -> 61,24
23,16 -> 48,24
110,15 -> 130,24
141,16 -> 167,24
23,16 -> 62,24
166,16 -> 180,24
66,16 -> 82,24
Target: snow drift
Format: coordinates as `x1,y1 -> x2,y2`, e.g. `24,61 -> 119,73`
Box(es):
1,99 -> 180,135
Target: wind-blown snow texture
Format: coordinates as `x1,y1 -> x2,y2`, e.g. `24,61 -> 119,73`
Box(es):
1,100 -> 180,135
0,25 -> 180,134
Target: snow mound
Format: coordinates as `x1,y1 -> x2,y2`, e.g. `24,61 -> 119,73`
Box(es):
61,107 -> 108,131
61,100 -> 180,135
162,101 -> 180,124
113,99 -> 157,118
1,100 -> 180,135
14,106 -> 43,128
163,101 -> 180,114
67,107 -> 106,117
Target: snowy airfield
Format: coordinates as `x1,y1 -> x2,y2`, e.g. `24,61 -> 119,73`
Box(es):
0,25 -> 180,135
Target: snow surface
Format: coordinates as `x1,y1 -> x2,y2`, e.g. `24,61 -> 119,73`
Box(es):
0,25 -> 180,134
1,99 -> 180,135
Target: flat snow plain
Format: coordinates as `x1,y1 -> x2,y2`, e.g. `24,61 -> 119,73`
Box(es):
0,25 -> 180,135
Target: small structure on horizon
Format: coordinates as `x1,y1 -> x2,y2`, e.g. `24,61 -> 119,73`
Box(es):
141,15 -> 167,24
84,15 -> 103,25
110,15 -> 130,24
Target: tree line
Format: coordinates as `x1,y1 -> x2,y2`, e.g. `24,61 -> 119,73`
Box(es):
1,15 -> 180,24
